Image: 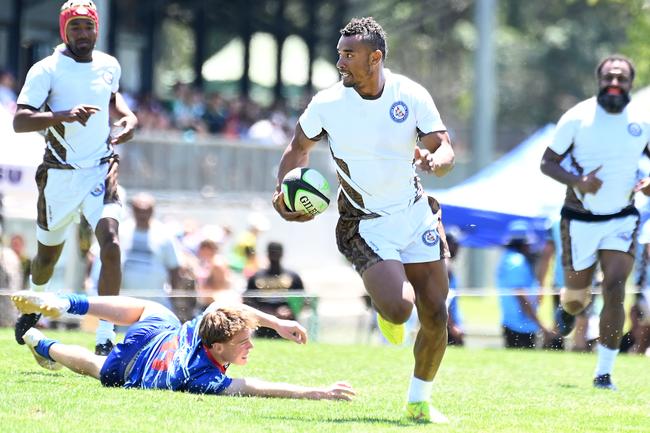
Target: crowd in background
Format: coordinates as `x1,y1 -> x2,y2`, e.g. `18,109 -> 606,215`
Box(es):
1,67 -> 300,146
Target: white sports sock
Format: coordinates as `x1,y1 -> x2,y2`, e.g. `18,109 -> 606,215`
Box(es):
29,276 -> 49,292
96,320 -> 116,344
594,342 -> 619,376
407,376 -> 433,403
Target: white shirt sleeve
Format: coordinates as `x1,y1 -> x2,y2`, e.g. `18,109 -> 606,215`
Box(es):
413,83 -> 446,134
111,61 -> 121,94
549,109 -> 579,155
298,97 -> 324,140
16,61 -> 51,109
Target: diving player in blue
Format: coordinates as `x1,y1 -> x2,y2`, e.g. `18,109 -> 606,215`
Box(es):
11,291 -> 355,400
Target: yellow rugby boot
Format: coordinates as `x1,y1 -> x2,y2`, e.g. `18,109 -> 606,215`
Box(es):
405,401 -> 449,424
376,313 -> 405,345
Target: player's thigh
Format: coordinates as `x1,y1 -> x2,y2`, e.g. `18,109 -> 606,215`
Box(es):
405,260 -> 449,306
362,260 -> 414,320
599,250 -> 633,304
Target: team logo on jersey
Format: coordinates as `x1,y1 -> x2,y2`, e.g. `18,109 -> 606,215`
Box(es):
389,101 -> 409,123
90,183 -> 105,197
421,229 -> 439,246
103,71 -> 114,85
628,122 -> 642,137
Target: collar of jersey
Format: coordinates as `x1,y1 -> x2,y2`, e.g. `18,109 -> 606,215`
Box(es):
202,343 -> 228,373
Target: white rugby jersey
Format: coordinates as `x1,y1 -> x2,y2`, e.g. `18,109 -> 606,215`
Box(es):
299,70 -> 446,216
549,97 -> 650,215
17,45 -> 121,169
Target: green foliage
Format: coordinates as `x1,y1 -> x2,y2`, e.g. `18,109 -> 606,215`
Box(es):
1,329 -> 649,433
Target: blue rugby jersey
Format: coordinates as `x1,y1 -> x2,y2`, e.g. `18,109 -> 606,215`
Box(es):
124,312 -> 233,394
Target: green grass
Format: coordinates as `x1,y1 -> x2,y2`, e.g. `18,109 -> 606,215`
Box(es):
1,329 -> 648,433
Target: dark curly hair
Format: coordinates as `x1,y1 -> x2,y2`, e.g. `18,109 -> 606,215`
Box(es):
340,17 -> 387,60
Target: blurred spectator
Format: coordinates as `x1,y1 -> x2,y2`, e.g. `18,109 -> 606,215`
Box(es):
0,225 -> 21,326
135,93 -> 172,132
229,212 -> 269,277
202,92 -> 228,134
195,225 -> 237,312
497,220 -> 554,349
445,231 -> 464,346
120,193 -> 185,308
0,69 -> 17,113
244,241 -> 306,338
248,111 -> 289,146
627,295 -> 650,355
88,193 -> 184,311
9,234 -> 30,289
170,82 -> 207,133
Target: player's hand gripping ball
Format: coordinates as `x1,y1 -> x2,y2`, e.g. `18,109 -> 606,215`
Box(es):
282,167 -> 331,216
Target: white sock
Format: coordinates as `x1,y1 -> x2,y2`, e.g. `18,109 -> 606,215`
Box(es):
29,276 -> 49,292
594,343 -> 619,376
96,320 -> 116,344
407,376 -> 433,403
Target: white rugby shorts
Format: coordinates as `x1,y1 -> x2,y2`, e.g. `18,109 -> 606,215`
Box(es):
337,197 -> 447,276
561,214 -> 639,271
36,162 -> 122,246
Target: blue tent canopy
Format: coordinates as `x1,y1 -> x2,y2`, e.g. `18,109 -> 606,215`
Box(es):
431,124 -> 564,248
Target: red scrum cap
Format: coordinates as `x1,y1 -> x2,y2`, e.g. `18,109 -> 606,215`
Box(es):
59,0 -> 99,44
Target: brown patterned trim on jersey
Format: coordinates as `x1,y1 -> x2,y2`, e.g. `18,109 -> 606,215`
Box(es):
35,163 -> 50,230
562,144 -> 588,213
337,193 -> 380,221
335,217 -> 382,276
330,150 -> 368,211
42,147 -> 74,169
103,155 -> 121,205
559,217 -> 574,271
43,104 -> 68,163
44,130 -> 70,166
427,196 -> 450,259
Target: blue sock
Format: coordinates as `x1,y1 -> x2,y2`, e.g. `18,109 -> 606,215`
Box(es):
35,339 -> 58,361
66,294 -> 89,315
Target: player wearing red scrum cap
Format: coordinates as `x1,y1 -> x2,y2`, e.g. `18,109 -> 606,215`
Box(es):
12,0 -> 138,356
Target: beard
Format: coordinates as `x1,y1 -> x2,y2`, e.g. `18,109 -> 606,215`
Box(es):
597,87 -> 630,113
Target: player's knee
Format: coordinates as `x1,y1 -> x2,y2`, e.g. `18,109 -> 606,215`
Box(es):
99,239 -> 121,265
381,302 -> 413,324
560,287 -> 591,315
419,300 -> 448,330
33,252 -> 60,271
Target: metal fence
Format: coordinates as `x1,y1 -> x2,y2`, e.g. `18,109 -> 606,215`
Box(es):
116,132 -> 472,195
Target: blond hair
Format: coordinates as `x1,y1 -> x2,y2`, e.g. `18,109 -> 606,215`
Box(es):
199,307 -> 257,346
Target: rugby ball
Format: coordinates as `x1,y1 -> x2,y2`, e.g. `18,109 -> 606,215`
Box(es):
282,167 -> 331,216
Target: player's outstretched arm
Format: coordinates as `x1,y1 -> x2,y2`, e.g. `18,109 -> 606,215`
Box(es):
239,303 -> 308,344
206,300 -> 308,344
223,378 -> 355,400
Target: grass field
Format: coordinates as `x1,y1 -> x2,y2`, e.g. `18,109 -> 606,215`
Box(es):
0,329 -> 648,433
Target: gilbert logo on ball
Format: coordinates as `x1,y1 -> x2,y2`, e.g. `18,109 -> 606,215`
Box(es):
282,167 -> 331,216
